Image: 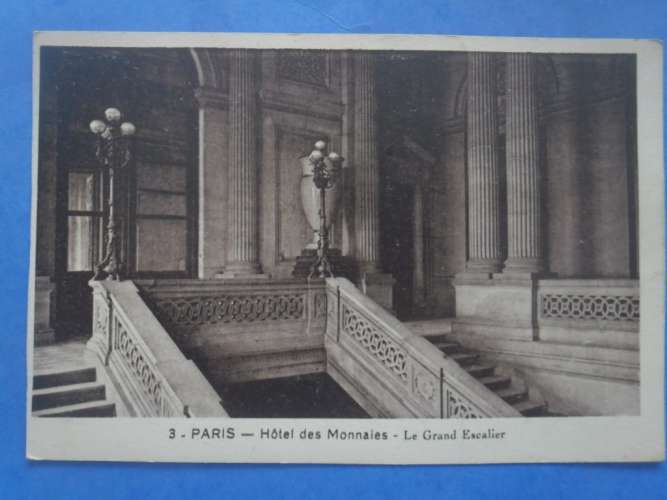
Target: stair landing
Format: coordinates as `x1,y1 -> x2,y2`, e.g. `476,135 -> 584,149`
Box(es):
33,337 -> 89,373
32,338 -> 116,418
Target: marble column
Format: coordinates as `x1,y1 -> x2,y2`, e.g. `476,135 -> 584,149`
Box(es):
504,53 -> 544,275
465,53 -> 504,275
353,52 -> 381,273
224,49 -> 262,276
352,53 -> 393,309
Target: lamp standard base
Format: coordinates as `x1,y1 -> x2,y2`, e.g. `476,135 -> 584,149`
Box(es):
292,248 -> 357,281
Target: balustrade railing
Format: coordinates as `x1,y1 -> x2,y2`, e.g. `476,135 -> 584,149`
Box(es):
537,279 -> 639,324
535,279 -> 639,349
88,280 -> 228,417
325,278 -> 520,418
138,279 -> 327,339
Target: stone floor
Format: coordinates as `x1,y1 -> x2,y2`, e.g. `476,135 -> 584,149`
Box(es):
33,337 -> 90,373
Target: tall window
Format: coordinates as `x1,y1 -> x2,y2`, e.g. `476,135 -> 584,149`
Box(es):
66,170 -> 103,271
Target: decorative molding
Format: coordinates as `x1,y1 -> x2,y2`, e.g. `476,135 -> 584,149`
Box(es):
414,371 -> 437,402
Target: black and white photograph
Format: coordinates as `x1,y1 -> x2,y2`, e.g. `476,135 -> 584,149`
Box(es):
26,32 -> 664,463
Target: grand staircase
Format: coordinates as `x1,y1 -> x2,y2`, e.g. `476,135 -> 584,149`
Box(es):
406,320 -> 549,417
32,366 -> 116,417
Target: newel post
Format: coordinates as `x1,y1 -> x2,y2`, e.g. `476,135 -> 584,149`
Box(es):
86,281 -> 114,366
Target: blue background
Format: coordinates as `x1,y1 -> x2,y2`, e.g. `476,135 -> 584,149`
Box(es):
1,1 -> 665,498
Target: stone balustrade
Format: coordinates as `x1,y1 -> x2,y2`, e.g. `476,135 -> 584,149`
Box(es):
88,280 -> 228,417
536,279 -> 639,349
325,277 -> 520,418
138,278 -> 328,384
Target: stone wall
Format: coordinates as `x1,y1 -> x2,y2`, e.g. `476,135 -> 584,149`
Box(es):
258,50 -> 344,278
424,53 -> 637,314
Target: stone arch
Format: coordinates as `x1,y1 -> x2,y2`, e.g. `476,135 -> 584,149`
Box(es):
453,69 -> 467,119
189,48 -> 218,88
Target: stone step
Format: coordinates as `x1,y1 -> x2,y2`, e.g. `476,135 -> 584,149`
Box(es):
449,352 -> 479,366
33,400 -> 116,418
32,382 -> 106,411
33,367 -> 97,390
513,399 -> 548,417
464,363 -> 496,378
495,386 -> 529,405
420,326 -> 551,417
478,375 -> 512,391
422,334 -> 448,342
404,319 -> 453,337
431,340 -> 464,355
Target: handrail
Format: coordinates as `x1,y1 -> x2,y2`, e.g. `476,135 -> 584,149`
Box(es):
325,277 -> 520,418
88,280 -> 228,417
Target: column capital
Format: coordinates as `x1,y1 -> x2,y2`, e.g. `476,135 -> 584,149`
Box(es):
194,86 -> 228,110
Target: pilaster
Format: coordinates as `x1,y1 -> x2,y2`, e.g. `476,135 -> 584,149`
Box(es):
194,86 -> 228,278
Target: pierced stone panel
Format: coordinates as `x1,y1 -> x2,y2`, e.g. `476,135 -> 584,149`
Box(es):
341,303 -> 408,382
446,390 -> 483,419
153,293 -> 306,326
540,293 -> 640,322
114,317 -> 169,416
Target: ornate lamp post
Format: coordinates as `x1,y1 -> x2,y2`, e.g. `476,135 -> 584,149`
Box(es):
307,140 -> 343,278
89,108 -> 136,280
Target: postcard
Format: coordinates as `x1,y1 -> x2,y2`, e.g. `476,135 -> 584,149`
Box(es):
26,32 -> 664,463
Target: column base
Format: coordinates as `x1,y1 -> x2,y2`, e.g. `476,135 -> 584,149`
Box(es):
460,259 -> 504,280
219,261 -> 265,279
292,248 -> 357,281
501,257 -> 547,277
